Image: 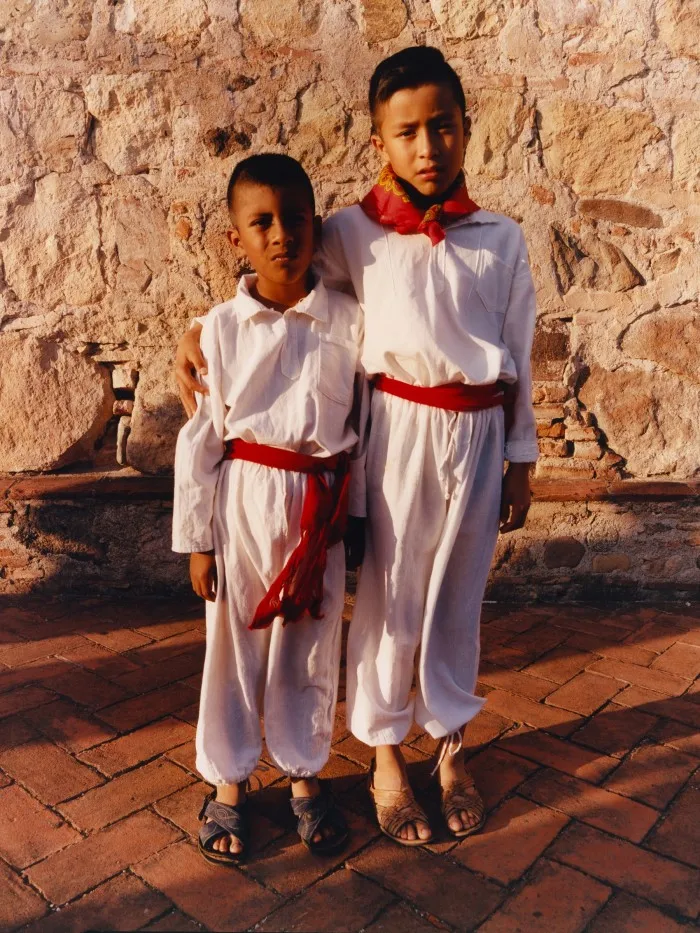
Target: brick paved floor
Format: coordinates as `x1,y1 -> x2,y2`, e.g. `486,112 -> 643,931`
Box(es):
1,595 -> 699,932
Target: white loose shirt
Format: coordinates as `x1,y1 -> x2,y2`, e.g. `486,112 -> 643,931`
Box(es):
173,275 -> 367,554
317,206 -> 539,463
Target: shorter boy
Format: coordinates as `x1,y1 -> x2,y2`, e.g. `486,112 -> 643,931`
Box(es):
172,154 -> 367,862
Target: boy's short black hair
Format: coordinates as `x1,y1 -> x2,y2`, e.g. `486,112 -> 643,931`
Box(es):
369,46 -> 467,131
226,153 -> 315,215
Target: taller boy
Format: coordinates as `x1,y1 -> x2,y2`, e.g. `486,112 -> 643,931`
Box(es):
318,47 -> 538,844
177,47 -> 538,846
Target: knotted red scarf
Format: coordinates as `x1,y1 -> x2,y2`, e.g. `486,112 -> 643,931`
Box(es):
360,165 -> 480,246
222,439 -> 350,630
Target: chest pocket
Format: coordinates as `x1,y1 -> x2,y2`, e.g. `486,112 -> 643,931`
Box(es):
475,251 -> 512,316
317,333 -> 356,407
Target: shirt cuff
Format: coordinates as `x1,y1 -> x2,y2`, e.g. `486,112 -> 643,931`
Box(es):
348,455 -> 367,518
171,530 -> 214,554
505,440 -> 540,463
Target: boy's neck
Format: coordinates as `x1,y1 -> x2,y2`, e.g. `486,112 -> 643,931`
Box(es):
396,172 -> 463,212
249,270 -> 314,313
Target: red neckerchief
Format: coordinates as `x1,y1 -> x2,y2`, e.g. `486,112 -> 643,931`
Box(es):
359,164 -> 480,246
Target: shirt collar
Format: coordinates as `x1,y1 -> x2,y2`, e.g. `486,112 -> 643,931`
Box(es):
233,274 -> 329,323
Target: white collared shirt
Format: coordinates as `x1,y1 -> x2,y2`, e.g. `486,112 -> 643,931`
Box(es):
317,206 -> 539,463
173,275 -> 367,553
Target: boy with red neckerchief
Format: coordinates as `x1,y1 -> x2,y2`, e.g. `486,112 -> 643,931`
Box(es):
176,47 -> 538,847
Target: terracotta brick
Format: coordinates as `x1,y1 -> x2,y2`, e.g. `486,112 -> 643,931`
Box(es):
59,757 -> 193,831
0,715 -> 38,752
133,611 -> 201,642
174,701 -> 199,726
0,739 -> 103,804
573,702 -> 658,758
126,628 -> 205,665
478,859 -> 610,933
485,625 -> 570,669
26,809 -> 181,905
0,859 -> 48,931
79,716 -> 196,776
42,666 -> 130,709
0,634 -> 88,668
549,822 -> 700,918
0,784 -> 81,869
587,892 -> 689,933
0,684 -> 55,719
483,688 -> 583,735
469,746 -> 539,809
135,839 -> 279,929
647,782 -> 700,868
545,672 -> 622,716
588,658 -> 691,697
583,640 -> 658,667
142,909 -> 203,932
603,741 -> 698,809
650,718 -> 700,758
524,644 -> 600,685
164,739 -> 198,774
246,807 -> 380,896
58,640 -> 141,679
152,777 -> 210,837
23,698 -> 116,752
488,608 -> 555,633
478,664 -> 557,700
549,613 -> 629,643
499,728 -> 617,782
652,642 -> 700,679
20,872 -> 171,933
259,868 -> 394,932
364,902 -> 443,933
349,837 -> 503,929
97,682 -> 199,731
453,796 -> 569,883
627,621 -> 693,654
616,688 -> 700,729
519,767 -> 659,843
83,625 -> 153,653
0,657 -> 74,693
115,646 -> 204,693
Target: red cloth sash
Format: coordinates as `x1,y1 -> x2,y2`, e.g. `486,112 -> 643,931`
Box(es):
222,439 -> 349,630
359,165 -> 480,246
374,375 -> 516,432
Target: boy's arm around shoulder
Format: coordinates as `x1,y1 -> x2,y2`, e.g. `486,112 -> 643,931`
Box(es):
315,211 -> 357,297
172,312 -> 228,555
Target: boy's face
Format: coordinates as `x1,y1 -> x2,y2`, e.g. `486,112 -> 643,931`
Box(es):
372,83 -> 468,199
228,184 -> 317,290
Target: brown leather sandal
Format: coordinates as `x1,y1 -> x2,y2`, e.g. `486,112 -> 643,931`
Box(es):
441,774 -> 485,839
367,759 -> 433,847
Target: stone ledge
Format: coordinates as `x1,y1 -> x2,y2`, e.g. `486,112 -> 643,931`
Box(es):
1,472 -> 700,503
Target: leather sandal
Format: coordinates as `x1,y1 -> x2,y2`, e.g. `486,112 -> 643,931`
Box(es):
441,774 -> 486,839
368,759 -> 432,847
290,779 -> 349,855
198,790 -> 249,865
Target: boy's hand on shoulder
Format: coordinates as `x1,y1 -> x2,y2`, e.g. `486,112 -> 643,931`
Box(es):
344,516 -> 366,571
175,324 -> 208,419
190,551 -> 217,601
499,462 -> 532,534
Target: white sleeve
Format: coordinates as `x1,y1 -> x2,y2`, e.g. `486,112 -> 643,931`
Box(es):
502,232 -> 539,463
172,316 -> 227,552
315,216 -> 356,296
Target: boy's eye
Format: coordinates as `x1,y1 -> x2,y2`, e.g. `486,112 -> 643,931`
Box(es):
399,129 -> 415,137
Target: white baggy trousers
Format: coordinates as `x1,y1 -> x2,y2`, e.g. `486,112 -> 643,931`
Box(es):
347,391 -> 504,746
196,460 -> 345,785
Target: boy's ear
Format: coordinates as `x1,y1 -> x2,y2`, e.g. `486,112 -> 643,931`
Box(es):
313,214 -> 322,250
463,115 -> 472,152
226,227 -> 242,251
371,133 -> 391,164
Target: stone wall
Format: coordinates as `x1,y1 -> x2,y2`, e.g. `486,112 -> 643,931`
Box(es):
0,0 -> 699,596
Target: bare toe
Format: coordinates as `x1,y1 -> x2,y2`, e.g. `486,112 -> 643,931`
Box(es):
417,821 -> 432,840
229,835 -> 243,854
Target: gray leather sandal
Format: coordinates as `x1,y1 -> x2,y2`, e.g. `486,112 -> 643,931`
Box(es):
198,791 -> 249,865
290,780 -> 349,855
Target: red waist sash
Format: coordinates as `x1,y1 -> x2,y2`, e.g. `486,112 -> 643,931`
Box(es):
373,374 -> 516,432
222,439 -> 349,630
